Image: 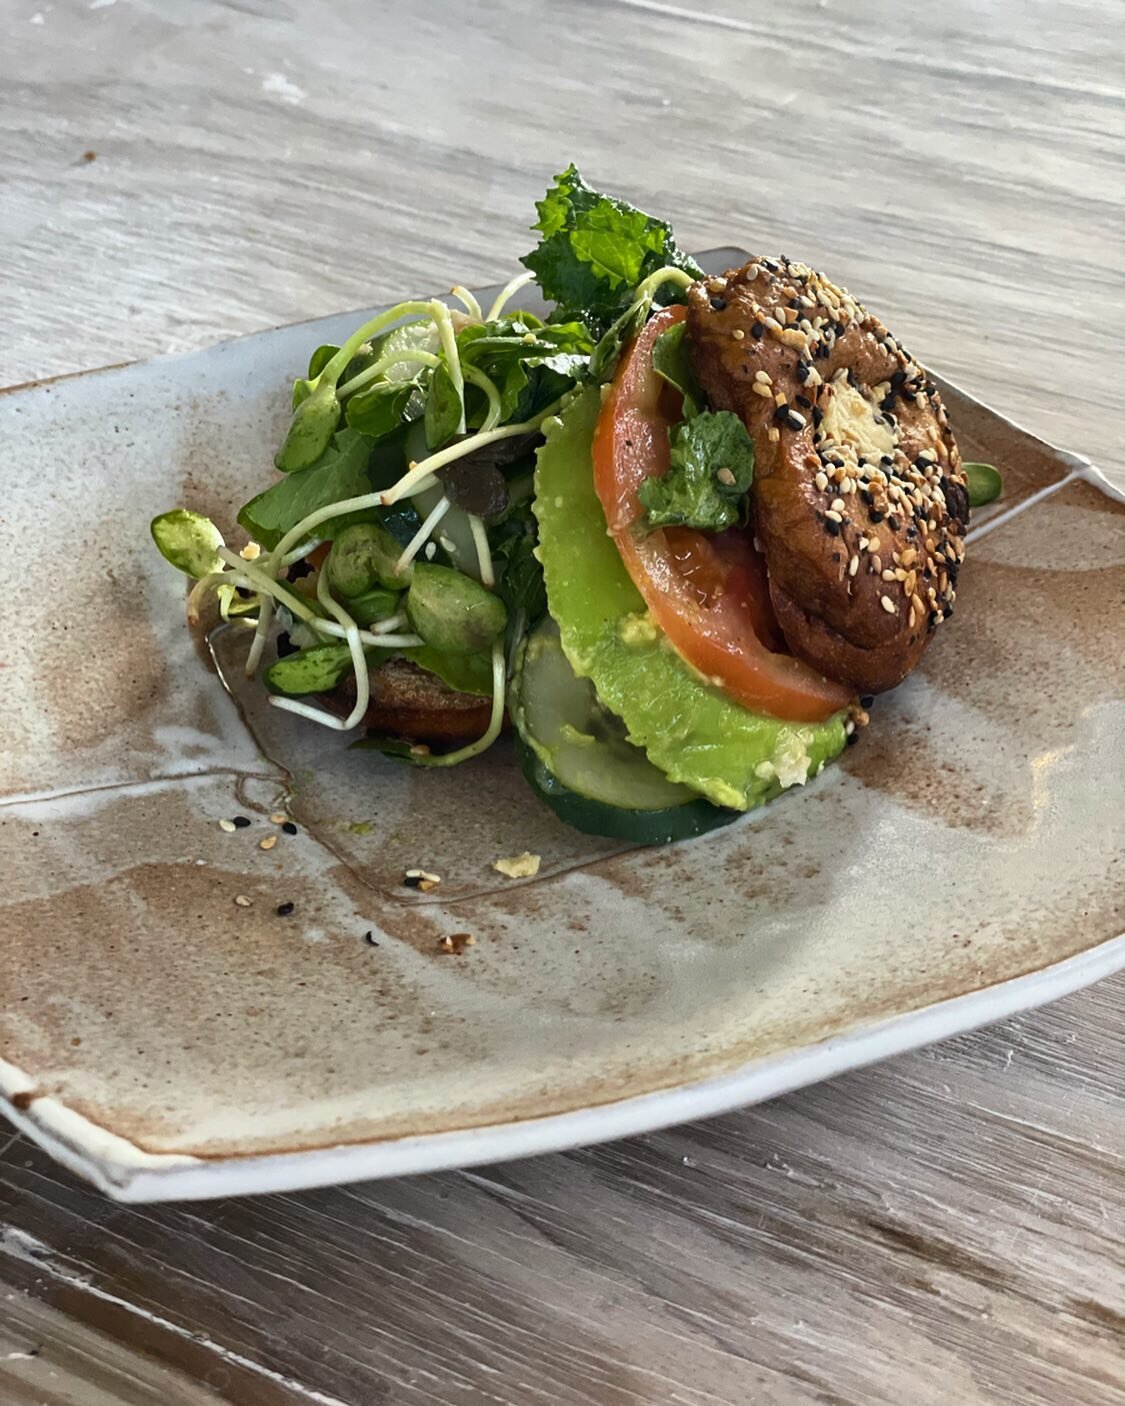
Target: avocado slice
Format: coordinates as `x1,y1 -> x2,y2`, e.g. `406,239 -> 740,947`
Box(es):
533,386 -> 847,811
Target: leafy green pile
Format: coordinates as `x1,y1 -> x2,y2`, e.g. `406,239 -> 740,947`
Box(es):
148,166 -> 728,770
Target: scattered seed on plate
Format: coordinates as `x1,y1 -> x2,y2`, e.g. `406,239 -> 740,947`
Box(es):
276,901 -> 295,917
219,819 -> 237,834
234,894 -> 253,908
282,821 -> 298,836
259,834 -> 277,851
232,816 -> 252,829
364,931 -> 379,946
404,868 -> 441,889
439,933 -> 475,954
269,812 -> 287,825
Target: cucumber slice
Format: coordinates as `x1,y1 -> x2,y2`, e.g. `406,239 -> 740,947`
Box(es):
516,737 -> 739,844
514,618 -> 697,811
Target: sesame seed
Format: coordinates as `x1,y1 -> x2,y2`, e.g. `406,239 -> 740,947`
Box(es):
751,321 -> 765,338
774,392 -> 787,407
219,818 -> 237,834
259,835 -> 277,851
364,930 -> 379,946
732,327 -> 745,341
880,595 -> 896,614
882,569 -> 896,581
276,901 -> 294,916
764,316 -> 782,332
232,816 -> 252,829
871,554 -> 883,572
858,536 -> 869,551
909,607 -> 917,629
716,466 -> 736,486
706,277 -> 726,292
785,410 -> 806,430
752,382 -> 773,399
848,555 -> 859,577
830,497 -> 846,512
815,471 -> 829,491
282,821 -> 298,836
825,509 -> 843,523
768,426 -> 780,443
755,370 -> 772,384
904,570 -> 918,595
234,894 -> 253,908
269,812 -> 287,825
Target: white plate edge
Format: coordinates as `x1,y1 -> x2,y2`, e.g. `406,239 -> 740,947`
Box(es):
3,927 -> 1122,1202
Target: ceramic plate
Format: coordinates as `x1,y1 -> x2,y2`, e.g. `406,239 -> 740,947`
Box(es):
2,253 -> 1122,1203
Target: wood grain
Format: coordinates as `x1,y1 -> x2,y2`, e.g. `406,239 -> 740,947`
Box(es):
1,0 -> 1122,1402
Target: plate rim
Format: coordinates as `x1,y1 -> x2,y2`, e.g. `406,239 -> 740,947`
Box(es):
3,928 -> 1122,1202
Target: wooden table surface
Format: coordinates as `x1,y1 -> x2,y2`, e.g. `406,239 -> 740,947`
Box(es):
2,1 -> 1122,1402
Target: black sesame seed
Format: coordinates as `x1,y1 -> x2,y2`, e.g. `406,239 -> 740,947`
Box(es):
785,411 -> 804,431
860,695 -> 875,708
403,874 -> 422,889
795,393 -> 812,408
232,815 -> 252,829
796,361 -> 810,383
812,406 -> 824,427
881,455 -> 894,467
823,516 -> 841,537
891,370 -> 907,388
880,395 -> 896,413
709,295 -> 727,312
364,931 -> 379,946
276,901 -> 295,917
282,821 -> 298,835
751,321 -> 765,339
887,515 -> 901,532
773,403 -> 790,422
870,509 -> 885,523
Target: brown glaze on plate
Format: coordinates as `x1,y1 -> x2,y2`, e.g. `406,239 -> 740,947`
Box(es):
1,257 -> 1122,1201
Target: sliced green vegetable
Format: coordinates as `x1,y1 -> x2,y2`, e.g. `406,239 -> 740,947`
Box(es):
534,386 -> 846,811
150,509 -> 225,578
638,410 -> 755,534
265,642 -> 360,696
327,521 -> 412,596
521,164 -> 702,334
516,738 -> 739,844
406,563 -> 507,654
514,618 -> 703,810
964,462 -> 1002,509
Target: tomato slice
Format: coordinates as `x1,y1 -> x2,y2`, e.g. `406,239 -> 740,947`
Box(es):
592,305 -> 853,724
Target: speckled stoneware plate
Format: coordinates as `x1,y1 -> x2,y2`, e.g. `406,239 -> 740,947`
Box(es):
2,253 -> 1123,1203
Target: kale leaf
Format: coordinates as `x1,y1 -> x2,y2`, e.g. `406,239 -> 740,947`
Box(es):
521,165 -> 702,335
